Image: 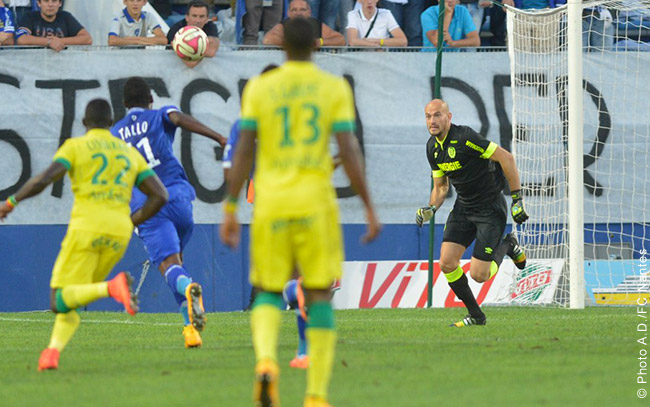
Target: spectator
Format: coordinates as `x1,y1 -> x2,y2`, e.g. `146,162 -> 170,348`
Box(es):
6,0 -> 32,27
241,0 -> 285,45
16,0 -> 92,51
263,0 -> 344,47
150,0 -> 171,20
458,0 -> 491,35
167,0 -> 220,68
308,0 -> 339,30
346,0 -> 407,47
421,0 -> 480,51
108,0 -> 167,46
1,0 -> 15,45
378,0 -> 425,46
487,0 -> 507,47
509,0 -> 566,52
582,5 -> 614,51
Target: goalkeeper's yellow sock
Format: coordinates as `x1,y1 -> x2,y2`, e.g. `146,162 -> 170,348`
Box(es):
60,283 -> 109,309
250,292 -> 284,363
306,302 -> 336,400
489,261 -> 499,279
47,310 -> 80,351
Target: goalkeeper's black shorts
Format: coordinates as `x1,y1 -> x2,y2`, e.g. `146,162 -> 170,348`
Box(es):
442,194 -> 507,262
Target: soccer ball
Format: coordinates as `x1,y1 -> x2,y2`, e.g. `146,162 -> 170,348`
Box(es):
172,26 -> 208,61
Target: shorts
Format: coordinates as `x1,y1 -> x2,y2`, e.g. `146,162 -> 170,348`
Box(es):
250,204 -> 343,292
442,195 -> 507,262
135,198 -> 194,267
51,229 -> 131,287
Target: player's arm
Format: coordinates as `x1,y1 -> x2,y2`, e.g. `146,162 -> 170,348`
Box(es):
0,162 -> 67,220
220,128 -> 256,248
429,175 -> 449,209
320,24 -> 345,46
131,173 -> 168,226
262,23 -> 284,46
488,145 -> 529,224
335,131 -> 381,243
168,111 -> 227,146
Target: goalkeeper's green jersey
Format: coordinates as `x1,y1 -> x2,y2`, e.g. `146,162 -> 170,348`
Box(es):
240,61 -> 356,217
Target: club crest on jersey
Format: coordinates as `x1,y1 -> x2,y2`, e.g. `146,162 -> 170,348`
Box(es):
131,115 -> 137,121
448,147 -> 456,158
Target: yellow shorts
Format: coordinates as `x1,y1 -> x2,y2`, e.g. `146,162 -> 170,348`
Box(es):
50,229 -> 131,288
250,204 -> 343,292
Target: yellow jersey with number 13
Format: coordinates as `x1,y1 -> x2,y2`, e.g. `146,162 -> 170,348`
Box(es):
53,128 -> 154,237
240,61 -> 356,217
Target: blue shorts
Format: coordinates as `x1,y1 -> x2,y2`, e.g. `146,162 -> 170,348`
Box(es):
135,198 -> 194,267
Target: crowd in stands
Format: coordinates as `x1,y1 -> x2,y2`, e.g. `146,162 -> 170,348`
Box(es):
0,0 -> 647,51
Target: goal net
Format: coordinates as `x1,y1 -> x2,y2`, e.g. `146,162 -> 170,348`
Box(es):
506,0 -> 650,306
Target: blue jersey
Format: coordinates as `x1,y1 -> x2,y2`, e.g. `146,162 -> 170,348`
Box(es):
222,118 -> 256,175
111,106 -> 196,210
222,119 -> 240,170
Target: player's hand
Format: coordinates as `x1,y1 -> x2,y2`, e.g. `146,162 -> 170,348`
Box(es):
415,205 -> 436,227
361,208 -> 381,244
219,212 -> 241,248
0,202 -> 13,221
510,190 -> 529,224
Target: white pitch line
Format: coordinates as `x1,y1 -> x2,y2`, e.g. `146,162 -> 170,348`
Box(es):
0,317 -> 177,326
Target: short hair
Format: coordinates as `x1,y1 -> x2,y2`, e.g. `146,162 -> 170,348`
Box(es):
123,77 -> 151,108
283,17 -> 314,58
187,0 -> 210,13
84,99 -> 113,129
289,0 -> 310,9
261,64 -> 279,74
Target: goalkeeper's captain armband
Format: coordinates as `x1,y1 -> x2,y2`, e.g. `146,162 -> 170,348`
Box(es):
415,205 -> 436,227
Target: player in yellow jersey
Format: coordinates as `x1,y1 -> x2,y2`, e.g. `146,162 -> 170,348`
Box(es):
220,17 -> 381,407
0,99 -> 168,371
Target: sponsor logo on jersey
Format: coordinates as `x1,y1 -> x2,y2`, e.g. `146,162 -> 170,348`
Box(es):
465,140 -> 485,154
438,161 -> 462,172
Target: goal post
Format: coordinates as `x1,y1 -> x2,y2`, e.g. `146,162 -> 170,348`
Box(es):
506,0 -> 650,307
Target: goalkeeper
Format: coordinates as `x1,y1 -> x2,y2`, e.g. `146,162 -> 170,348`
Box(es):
415,99 -> 528,327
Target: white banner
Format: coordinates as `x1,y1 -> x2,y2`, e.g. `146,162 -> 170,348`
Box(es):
1,48 -> 647,224
332,259 -> 564,309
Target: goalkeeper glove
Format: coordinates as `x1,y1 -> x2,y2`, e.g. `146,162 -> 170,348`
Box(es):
415,205 -> 436,227
510,190 -> 529,224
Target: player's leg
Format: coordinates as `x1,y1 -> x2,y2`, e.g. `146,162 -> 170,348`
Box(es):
137,203 -> 204,347
469,196 -> 520,283
250,214 -> 293,406
283,279 -> 309,369
40,231 -> 133,370
440,207 -> 485,325
297,206 -> 342,407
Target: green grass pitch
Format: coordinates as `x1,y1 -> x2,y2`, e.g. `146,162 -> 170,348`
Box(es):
0,307 -> 645,407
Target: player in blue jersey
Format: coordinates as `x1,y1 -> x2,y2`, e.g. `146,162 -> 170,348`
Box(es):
112,76 -> 227,348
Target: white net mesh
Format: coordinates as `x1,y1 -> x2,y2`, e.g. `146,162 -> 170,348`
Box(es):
506,0 -> 650,305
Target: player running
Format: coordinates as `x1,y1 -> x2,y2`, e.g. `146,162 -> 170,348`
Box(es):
0,99 -> 168,371
415,99 -> 529,327
220,17 -> 381,407
112,77 -> 226,348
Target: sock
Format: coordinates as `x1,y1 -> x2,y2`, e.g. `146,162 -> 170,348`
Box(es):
489,239 -> 512,278
445,266 -> 484,319
179,301 -> 190,325
60,283 -> 109,309
165,265 -> 193,324
251,292 -> 284,363
47,310 -> 81,351
297,311 -> 307,356
306,301 -> 336,400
